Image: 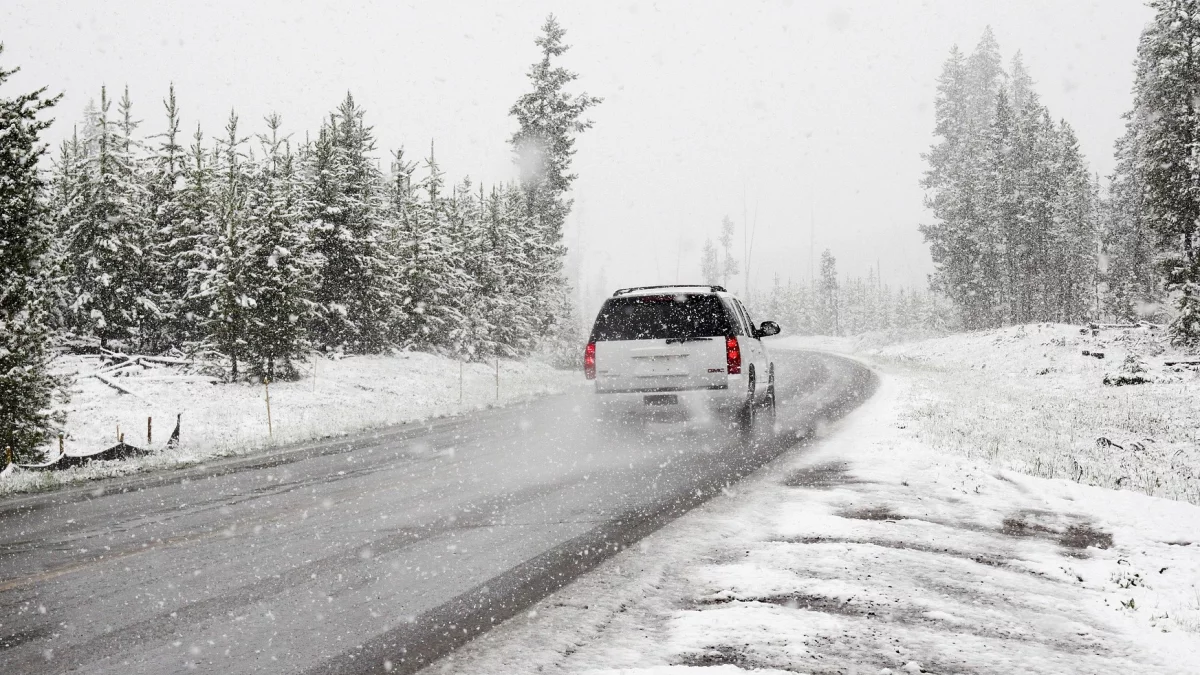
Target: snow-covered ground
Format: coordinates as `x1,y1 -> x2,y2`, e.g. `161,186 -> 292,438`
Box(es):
865,324 -> 1199,506
0,352 -> 578,496
435,329 -> 1200,674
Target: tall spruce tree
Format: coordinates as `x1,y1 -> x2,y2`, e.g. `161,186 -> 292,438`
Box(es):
509,15 -> 600,344
1104,98 -> 1161,320
198,111 -> 253,378
243,114 -> 315,380
178,123 -> 215,344
0,47 -> 63,460
306,94 -> 391,353
147,84 -> 193,349
818,249 -> 840,335
1127,0 -> 1200,344
700,239 -> 720,285
59,86 -> 157,348
923,29 -> 1101,329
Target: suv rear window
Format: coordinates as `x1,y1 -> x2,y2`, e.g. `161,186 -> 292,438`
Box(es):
590,294 -> 734,341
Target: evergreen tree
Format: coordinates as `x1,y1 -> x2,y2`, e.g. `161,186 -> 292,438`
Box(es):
718,215 -> 739,289
1126,0 -> 1200,344
1103,100 -> 1161,320
1049,122 -> 1098,322
923,29 -> 1102,330
700,239 -> 720,285
243,114 -> 315,379
197,110 -> 253,378
178,123 -> 215,344
306,94 -> 391,353
390,143 -> 468,351
147,84 -> 193,349
921,44 -> 990,329
509,14 -> 601,341
63,86 -> 152,348
0,47 -> 63,460
818,249 -> 839,335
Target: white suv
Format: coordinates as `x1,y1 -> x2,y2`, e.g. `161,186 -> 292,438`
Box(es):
584,285 -> 780,429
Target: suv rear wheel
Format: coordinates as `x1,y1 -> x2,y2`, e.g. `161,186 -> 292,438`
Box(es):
736,367 -> 756,433
759,366 -> 777,436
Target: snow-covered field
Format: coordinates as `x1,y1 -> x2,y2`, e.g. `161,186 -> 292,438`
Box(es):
865,324 -> 1200,506
435,329 -> 1200,673
0,352 -> 579,496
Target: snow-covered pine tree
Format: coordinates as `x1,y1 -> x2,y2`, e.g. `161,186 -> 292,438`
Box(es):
0,47 -> 64,460
979,88 -> 1017,326
45,127 -> 88,332
509,15 -> 601,349
443,177 -> 489,358
700,239 -> 720,286
924,30 -> 1100,329
146,84 -> 195,350
1103,97 -> 1161,321
1048,122 -> 1099,323
921,44 -> 992,329
818,249 -> 839,335
473,185 -> 510,356
1126,0 -> 1200,344
196,111 -> 253,378
490,181 -> 540,356
243,114 -> 315,380
390,143 -> 468,351
718,215 -> 739,290
306,94 -> 392,353
178,123 -> 216,345
63,86 -> 153,349
1007,55 -> 1052,323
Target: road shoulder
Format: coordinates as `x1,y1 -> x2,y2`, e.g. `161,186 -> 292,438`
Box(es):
434,366 -> 1200,674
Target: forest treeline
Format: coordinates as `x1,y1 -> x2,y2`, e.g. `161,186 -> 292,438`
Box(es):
746,250 -> 957,339
0,16 -> 599,457
925,6 -> 1200,346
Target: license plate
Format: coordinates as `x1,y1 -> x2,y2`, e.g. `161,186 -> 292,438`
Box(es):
644,394 -> 679,406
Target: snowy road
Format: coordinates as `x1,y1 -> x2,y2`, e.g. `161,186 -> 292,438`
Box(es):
0,350 -> 873,675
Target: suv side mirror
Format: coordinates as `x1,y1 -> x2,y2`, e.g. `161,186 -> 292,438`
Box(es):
756,320 -> 781,338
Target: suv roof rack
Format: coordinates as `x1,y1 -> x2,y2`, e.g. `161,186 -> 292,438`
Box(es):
612,284 -> 727,296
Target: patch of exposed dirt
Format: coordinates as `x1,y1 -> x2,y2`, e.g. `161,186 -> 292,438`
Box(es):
777,535 -> 1023,573
840,505 -> 907,521
1001,509 -> 1112,554
675,645 -> 751,668
783,461 -> 868,489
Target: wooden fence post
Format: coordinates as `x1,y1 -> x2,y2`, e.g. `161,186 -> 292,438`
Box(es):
265,378 -> 273,437
495,358 -> 499,401
147,416 -> 152,445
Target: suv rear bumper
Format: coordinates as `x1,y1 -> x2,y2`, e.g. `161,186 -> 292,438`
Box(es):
590,374 -> 749,417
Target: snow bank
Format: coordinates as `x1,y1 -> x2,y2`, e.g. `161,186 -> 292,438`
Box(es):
1,352 -> 579,496
777,324 -> 1200,506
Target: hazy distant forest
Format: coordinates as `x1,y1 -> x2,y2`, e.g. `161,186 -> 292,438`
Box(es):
738,5 -> 1200,346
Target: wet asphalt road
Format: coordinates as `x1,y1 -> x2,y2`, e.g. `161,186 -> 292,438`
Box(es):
0,349 -> 874,674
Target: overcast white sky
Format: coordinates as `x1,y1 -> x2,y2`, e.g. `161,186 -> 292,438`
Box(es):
5,0 -> 1153,312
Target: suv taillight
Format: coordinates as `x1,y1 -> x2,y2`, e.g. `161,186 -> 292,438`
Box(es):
584,342 -> 597,379
725,336 -> 741,375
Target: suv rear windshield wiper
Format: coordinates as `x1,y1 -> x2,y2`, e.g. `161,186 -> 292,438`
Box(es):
665,337 -> 714,344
